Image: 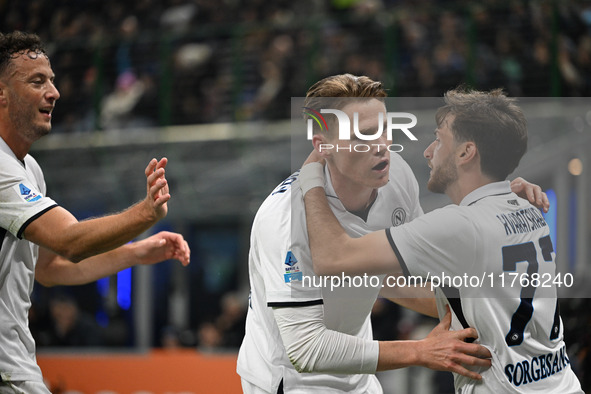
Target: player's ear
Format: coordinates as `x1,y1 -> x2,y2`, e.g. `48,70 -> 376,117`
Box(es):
457,141 -> 477,164
312,134 -> 333,158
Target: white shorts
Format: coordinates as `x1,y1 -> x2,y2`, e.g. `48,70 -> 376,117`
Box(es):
0,380 -> 51,394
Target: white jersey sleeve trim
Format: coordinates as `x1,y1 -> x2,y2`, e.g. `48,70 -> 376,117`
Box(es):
15,204 -> 58,239
384,228 -> 411,277
267,299 -> 323,308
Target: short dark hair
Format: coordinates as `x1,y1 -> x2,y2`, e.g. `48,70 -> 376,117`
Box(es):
303,74 -> 387,136
436,87 -> 528,181
0,31 -> 46,78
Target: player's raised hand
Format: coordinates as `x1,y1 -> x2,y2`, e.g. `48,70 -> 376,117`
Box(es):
144,158 -> 171,220
510,177 -> 549,213
131,231 -> 190,266
417,306 -> 492,380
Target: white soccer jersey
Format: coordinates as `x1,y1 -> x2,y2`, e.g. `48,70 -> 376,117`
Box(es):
0,137 -> 58,382
237,152 -> 423,393
387,181 -> 583,394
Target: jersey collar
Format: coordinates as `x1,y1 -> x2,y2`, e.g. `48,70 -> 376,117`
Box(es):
460,180 -> 512,206
0,135 -> 28,168
0,135 -> 20,162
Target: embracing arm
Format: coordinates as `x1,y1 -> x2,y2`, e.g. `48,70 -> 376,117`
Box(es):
510,177 -> 549,213
36,231 -> 190,287
24,158 -> 170,263
302,163 -> 399,276
379,278 -> 438,318
302,164 -> 550,277
274,304 -> 490,378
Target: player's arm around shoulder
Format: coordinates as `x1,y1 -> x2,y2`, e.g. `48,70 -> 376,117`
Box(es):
300,163 -> 401,277
379,279 -> 438,318
510,177 -> 550,213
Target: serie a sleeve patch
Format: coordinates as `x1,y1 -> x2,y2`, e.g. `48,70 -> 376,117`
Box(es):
12,182 -> 43,203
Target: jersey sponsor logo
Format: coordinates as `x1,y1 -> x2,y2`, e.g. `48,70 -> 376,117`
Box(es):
16,183 -> 42,202
504,345 -> 571,387
284,251 -> 302,283
391,207 -> 406,226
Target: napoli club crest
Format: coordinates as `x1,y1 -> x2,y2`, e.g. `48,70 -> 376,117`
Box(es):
391,208 -> 406,226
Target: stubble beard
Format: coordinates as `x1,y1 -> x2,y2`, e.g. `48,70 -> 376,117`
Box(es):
8,94 -> 51,142
427,156 -> 457,194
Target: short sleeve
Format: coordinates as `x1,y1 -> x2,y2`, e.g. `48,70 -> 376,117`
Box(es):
386,206 -> 477,279
253,197 -> 322,307
0,160 -> 57,238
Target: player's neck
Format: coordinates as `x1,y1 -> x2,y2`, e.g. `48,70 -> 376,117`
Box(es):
446,173 -> 495,205
340,187 -> 377,214
330,174 -> 378,213
0,127 -> 32,160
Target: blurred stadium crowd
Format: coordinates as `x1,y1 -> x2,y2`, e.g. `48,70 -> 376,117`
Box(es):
1,0 -> 590,392
2,0 -> 591,132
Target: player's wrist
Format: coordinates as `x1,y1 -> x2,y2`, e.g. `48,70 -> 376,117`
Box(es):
300,162 -> 325,196
410,340 -> 424,367
137,197 -> 160,223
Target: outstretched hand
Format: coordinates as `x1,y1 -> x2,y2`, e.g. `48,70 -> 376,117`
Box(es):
417,306 -> 492,380
510,177 -> 549,213
132,231 -> 190,266
144,158 -> 171,220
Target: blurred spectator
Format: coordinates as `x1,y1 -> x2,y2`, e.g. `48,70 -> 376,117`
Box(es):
575,35 -> 591,95
160,325 -> 197,349
522,38 -> 553,96
558,34 -> 584,96
215,292 -> 247,348
197,321 -> 223,350
160,326 -> 183,349
160,0 -> 198,34
115,15 -> 140,75
191,292 -> 247,351
494,30 -> 524,96
37,293 -> 103,347
100,71 -> 151,129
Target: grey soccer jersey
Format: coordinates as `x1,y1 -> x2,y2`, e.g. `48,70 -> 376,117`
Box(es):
237,152 -> 423,393
387,181 -> 583,394
0,137 -> 57,382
